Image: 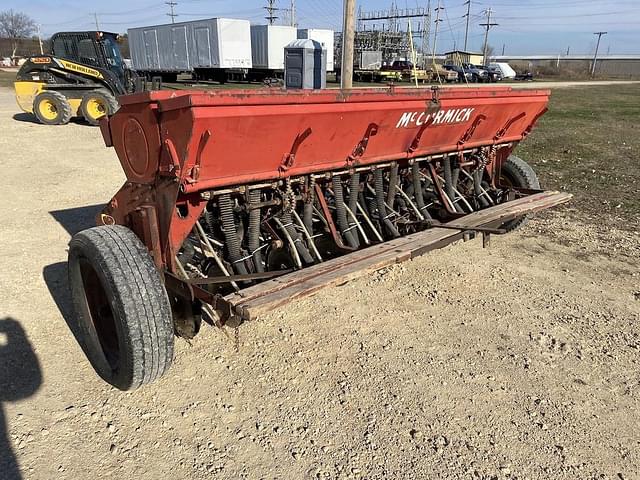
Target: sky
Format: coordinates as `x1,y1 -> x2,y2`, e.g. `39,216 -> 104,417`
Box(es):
3,0 -> 639,55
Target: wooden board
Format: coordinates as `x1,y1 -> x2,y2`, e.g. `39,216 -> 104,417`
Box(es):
224,191 -> 572,320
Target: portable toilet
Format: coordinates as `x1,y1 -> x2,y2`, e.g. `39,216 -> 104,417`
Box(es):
284,39 -> 326,89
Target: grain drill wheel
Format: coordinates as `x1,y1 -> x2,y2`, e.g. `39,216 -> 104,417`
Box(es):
80,89 -> 119,125
499,155 -> 541,232
68,225 -> 174,390
33,91 -> 72,125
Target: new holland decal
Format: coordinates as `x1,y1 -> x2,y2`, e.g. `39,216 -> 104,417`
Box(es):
395,107 -> 475,129
58,59 -> 104,79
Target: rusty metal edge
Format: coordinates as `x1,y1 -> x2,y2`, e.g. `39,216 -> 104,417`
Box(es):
222,190 -> 571,320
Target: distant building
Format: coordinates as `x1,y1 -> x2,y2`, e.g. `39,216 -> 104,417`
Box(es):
444,50 -> 484,66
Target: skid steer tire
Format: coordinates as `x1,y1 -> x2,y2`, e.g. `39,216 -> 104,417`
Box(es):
500,155 -> 541,232
80,89 -> 119,125
33,91 -> 72,125
68,225 -> 174,390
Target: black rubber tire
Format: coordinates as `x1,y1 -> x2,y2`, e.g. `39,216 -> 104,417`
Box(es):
80,89 -> 119,126
500,155 -> 541,232
68,225 -> 174,390
33,91 -> 73,125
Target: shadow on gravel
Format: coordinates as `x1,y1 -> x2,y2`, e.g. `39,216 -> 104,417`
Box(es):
49,204 -> 105,237
42,263 -> 85,360
45,206 -> 104,373
12,113 -> 39,124
0,317 -> 42,480
13,113 -> 93,126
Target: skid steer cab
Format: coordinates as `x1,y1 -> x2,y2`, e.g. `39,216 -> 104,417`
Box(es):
14,31 -> 142,125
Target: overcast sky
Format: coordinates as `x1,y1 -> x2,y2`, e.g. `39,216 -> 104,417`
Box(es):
5,0 -> 640,55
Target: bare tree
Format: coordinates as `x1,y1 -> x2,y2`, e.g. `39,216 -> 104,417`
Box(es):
0,10 -> 36,57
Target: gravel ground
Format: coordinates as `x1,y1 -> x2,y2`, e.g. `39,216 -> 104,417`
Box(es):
0,86 -> 639,480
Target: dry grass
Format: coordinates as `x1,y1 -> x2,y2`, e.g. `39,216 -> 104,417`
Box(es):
516,84 -> 640,231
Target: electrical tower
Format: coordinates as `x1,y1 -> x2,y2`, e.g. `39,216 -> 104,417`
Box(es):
264,0 -> 279,25
480,8 -> 498,64
421,0 -> 431,57
166,1 -> 178,23
354,4 -> 429,64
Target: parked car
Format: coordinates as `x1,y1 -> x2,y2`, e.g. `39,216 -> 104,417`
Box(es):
443,64 -> 473,83
464,64 -> 490,83
427,64 -> 458,83
484,65 -> 503,82
489,62 -> 516,80
515,71 -> 534,81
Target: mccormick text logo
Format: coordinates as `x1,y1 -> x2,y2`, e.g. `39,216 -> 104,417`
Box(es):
396,107 -> 475,129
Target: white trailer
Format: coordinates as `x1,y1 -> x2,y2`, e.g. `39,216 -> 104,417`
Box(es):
128,18 -> 252,81
250,25 -> 297,70
297,28 -> 335,71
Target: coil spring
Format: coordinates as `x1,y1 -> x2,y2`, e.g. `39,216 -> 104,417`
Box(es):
218,193 -> 247,275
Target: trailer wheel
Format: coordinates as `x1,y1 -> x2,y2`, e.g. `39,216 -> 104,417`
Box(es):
68,225 -> 174,390
80,89 -> 119,125
499,155 -> 541,232
33,91 -> 72,125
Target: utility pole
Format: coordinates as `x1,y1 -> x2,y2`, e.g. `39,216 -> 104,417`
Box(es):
36,24 -> 43,54
591,31 -> 607,77
463,0 -> 471,51
290,0 -> 296,27
480,8 -> 498,65
265,0 -> 279,25
93,13 -> 100,30
432,0 -> 443,62
340,0 -> 356,90
165,1 -> 178,23
501,43 -> 505,55
566,46 -> 570,56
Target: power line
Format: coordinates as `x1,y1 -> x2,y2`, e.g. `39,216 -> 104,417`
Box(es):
165,1 -> 178,23
479,7 -> 498,64
264,0 -> 279,25
432,0 -> 443,61
591,31 -> 607,77
462,0 -> 471,50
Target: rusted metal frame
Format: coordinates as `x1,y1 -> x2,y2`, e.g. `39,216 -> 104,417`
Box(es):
425,161 -> 462,216
424,221 -> 506,235
272,217 -> 303,268
137,205 -> 163,270
164,271 -> 234,322
160,138 -> 182,176
150,86 -> 548,111
458,114 -> 487,148
407,115 -> 437,154
314,182 -> 357,252
348,123 -> 379,164
188,269 -> 293,285
493,112 -> 526,142
280,127 -> 313,172
220,190 -> 570,318
179,143 -> 517,195
291,209 -> 323,262
522,107 -> 548,138
185,129 -> 211,184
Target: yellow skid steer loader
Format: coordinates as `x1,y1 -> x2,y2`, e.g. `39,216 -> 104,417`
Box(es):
15,31 -> 141,125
